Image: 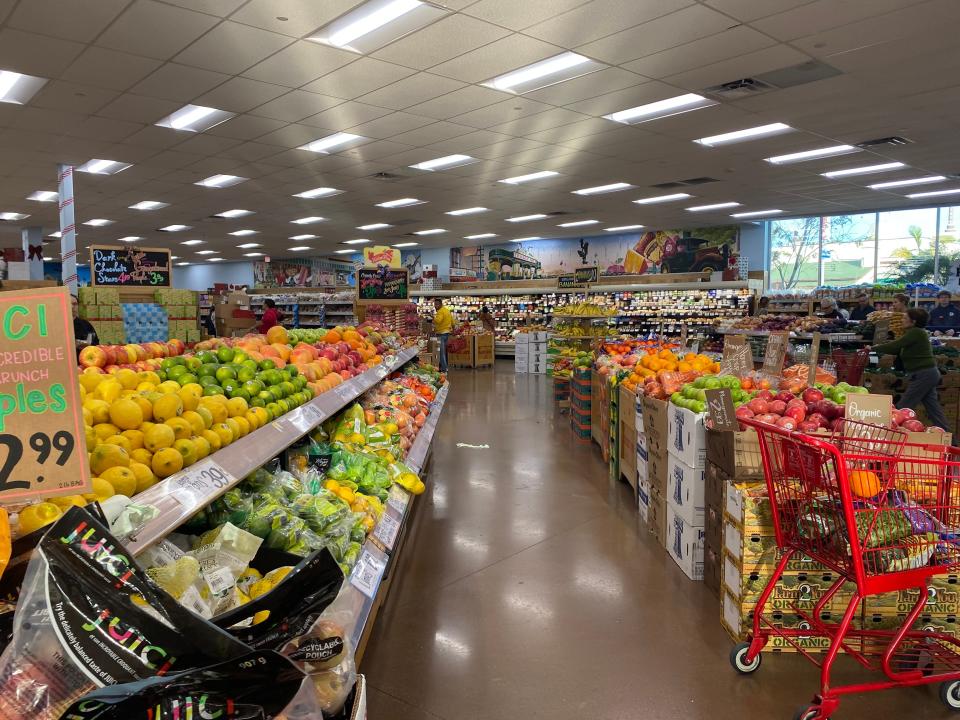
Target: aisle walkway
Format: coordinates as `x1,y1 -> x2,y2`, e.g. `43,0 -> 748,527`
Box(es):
363,363 -> 950,719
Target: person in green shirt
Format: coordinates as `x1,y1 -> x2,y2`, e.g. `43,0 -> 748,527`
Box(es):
871,307 -> 950,429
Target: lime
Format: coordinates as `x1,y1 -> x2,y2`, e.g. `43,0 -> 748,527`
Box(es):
217,347 -> 235,364
198,351 -> 218,365
222,382 -> 238,396
257,390 -> 273,404
203,384 -> 224,397
243,380 -> 263,396
266,402 -> 281,420
177,372 -> 198,387
266,370 -> 283,386
185,356 -> 202,371
232,351 -> 248,364
268,385 -> 285,401
279,381 -> 295,397
258,359 -> 276,371
198,363 -> 219,377
199,375 -> 218,387
215,366 -> 237,384
157,369 -> 167,382
283,366 -> 299,379
167,365 -> 187,381
160,358 -> 176,372
242,360 -> 258,373
250,396 -> 265,408
232,388 -> 251,403
237,367 -> 256,383
293,377 -> 307,391
276,399 -> 290,414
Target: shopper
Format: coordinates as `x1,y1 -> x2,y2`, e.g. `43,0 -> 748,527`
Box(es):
929,290 -> 959,333
753,296 -> 769,316
433,297 -> 454,373
72,294 -> 98,357
849,292 -> 875,322
818,297 -> 847,324
871,308 -> 950,430
259,298 -> 283,334
478,305 -> 496,333
892,293 -> 910,314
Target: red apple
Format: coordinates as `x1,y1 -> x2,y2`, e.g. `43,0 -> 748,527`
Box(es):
900,408 -> 917,420
757,389 -> 775,402
756,413 -> 779,425
809,412 -> 828,428
769,400 -> 787,415
78,345 -> 107,368
787,398 -> 806,409
785,405 -> 806,422
748,398 -> 769,415
802,387 -> 824,403
903,419 -> 925,432
776,416 -> 797,430
798,420 -> 819,433
775,391 -> 794,404
928,426 -> 946,433
735,406 -> 755,420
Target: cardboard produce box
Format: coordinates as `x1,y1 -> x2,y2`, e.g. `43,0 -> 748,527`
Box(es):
724,482 -> 774,535
666,452 -> 705,527
706,427 -> 764,481
705,504 -> 723,558
666,402 -> 707,468
864,576 -> 960,617
723,552 -> 856,614
638,476 -> 650,524
473,332 -> 494,365
706,461 -> 727,513
724,521 -> 777,566
649,484 -> 667,547
619,417 -> 637,491
665,502 -> 705,581
640,395 -> 668,452
704,543 -> 722,597
647,443 -> 668,496
722,588 -> 836,653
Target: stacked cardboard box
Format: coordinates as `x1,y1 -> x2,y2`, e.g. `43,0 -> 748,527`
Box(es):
155,288 -> 200,344
618,384 -> 637,496
78,287 -> 124,343
514,333 -> 529,373
474,333 -> 494,367
663,402 -> 707,580
639,395 -> 669,549
122,303 -> 168,343
215,290 -> 256,337
527,331 -> 548,374
570,368 -> 591,440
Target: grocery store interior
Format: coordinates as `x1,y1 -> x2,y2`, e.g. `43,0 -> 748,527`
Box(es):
3,1 -> 960,719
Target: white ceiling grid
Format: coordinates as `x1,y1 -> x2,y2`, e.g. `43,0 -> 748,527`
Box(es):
0,0 -> 954,265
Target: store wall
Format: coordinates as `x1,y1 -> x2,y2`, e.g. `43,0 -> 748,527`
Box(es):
738,222 -> 767,271
174,261 -> 254,291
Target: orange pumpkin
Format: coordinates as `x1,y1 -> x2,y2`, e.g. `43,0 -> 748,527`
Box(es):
849,469 -> 882,498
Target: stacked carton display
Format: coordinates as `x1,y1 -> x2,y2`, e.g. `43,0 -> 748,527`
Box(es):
639,395 -> 669,548
122,303 -> 168,343
618,384 -> 637,496
514,333 -> 529,373
527,331 -> 548,374
570,368 -> 591,440
155,288 -> 200,343
664,403 -> 706,580
78,287 -> 124,343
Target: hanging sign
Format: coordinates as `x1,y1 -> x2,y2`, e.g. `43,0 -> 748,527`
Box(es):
356,267 -> 409,301
0,286 -> 90,501
557,274 -> 584,289
90,245 -> 171,287
362,246 -> 402,269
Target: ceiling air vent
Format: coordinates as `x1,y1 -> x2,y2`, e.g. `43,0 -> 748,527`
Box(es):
856,136 -> 913,148
651,181 -> 687,190
680,177 -> 719,185
704,77 -> 775,100
705,61 -> 842,100
367,171 -> 405,181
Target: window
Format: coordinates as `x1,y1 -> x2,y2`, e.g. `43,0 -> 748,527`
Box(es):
821,213 -> 877,286
938,206 -> 960,284
769,216 -> 821,290
877,208 -> 938,283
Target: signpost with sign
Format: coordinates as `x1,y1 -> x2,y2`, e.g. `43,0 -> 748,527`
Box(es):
557,274 -> 583,289
705,388 -> 738,431
574,266 -> 599,284
844,394 -> 892,433
0,286 -> 90,501
721,335 -> 753,377
90,245 -> 171,287
807,332 -> 821,386
761,331 -> 789,378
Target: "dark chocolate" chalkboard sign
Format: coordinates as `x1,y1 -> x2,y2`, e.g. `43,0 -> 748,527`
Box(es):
90,245 -> 171,287
356,267 -> 408,301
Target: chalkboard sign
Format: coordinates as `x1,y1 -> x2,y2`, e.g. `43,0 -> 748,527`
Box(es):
721,335 -> 753,376
557,274 -> 584,289
761,331 -> 789,378
357,267 -> 409,302
90,245 -> 171,287
574,266 -> 598,283
705,388 -> 738,431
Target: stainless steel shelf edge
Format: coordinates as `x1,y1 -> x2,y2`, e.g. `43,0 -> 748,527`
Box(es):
126,346 -> 420,556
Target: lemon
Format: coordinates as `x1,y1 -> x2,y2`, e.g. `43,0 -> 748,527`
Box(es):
129,461 -> 157,494
107,398 -> 142,429
115,368 -> 139,390
94,379 -> 123,403
199,397 -> 228,424
181,410 -> 205,435
102,434 -> 132,453
152,447 -> 184,478
202,428 -> 222,452
226,397 -> 248,418
224,417 -> 241,440
143,423 -> 176,452
179,383 -> 203,412
90,443 -> 130,475
93,422 -> 120,441
192,434 -> 211,460
84,425 -> 97,450
121,429 -> 144,450
82,406 -> 93,426
158,380 -> 182,394
48,494 -> 86,509
130,447 -> 153,465
244,409 -> 261,431
173,438 -> 197,467
136,381 -> 157,393
132,395 -> 153,422
138,370 -> 160,386
164,416 -> 192,441
84,399 -> 111,425
78,373 -> 104,393
195,405 -> 214,429
212,423 -> 233,447
153,394 -> 183,422
233,416 -> 251,438
82,477 -> 115,502
101,465 -> 137,496
18,502 -> 62,536
253,610 -> 271,625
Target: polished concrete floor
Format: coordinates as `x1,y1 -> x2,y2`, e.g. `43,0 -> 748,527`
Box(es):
362,363 -> 956,719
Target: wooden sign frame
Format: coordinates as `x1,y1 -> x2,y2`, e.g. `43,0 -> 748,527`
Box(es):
356,267 -> 409,304
90,244 -> 172,287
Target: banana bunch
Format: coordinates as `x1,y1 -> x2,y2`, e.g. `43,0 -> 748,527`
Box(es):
553,303 -> 615,317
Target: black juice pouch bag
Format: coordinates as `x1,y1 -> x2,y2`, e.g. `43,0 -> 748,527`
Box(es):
212,547 -> 343,649
0,506 -> 251,720
58,649 -> 304,720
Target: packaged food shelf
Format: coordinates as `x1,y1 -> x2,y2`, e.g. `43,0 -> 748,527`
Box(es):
127,346 -> 420,557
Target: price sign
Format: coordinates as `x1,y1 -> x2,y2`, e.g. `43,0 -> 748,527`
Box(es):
172,458 -> 235,496
0,286 -> 90,501
761,331 -> 789,378
350,545 -> 387,599
335,384 -> 355,402
705,388 -> 738,432
874,317 -> 891,343
807,332 -> 821,386
844,393 -> 892,436
721,335 -> 752,377
372,507 -> 402,551
680,324 -> 688,348
291,404 -> 324,433
387,484 -> 410,514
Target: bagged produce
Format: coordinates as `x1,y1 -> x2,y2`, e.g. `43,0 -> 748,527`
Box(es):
293,491 -> 349,533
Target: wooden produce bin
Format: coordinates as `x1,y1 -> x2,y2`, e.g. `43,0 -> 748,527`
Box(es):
448,337 -> 475,368
473,333 -> 494,367
592,371 -> 611,461
618,384 -> 638,495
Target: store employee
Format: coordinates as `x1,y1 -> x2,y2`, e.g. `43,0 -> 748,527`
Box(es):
929,290 -> 960,332
72,294 -> 98,355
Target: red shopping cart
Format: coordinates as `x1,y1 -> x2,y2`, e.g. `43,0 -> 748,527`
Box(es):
830,348 -> 871,386
730,418 -> 960,719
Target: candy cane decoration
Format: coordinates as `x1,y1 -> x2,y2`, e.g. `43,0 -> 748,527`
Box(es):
58,164 -> 77,292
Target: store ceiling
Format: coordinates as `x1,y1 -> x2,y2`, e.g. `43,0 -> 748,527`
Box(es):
1,0 -> 960,265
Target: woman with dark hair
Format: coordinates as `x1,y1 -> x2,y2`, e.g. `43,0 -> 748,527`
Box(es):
478,305 -> 496,333
259,298 -> 283,334
871,307 -> 950,429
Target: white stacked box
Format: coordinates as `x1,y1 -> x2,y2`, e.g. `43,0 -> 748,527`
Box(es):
527,340 -> 547,374
663,403 -> 707,581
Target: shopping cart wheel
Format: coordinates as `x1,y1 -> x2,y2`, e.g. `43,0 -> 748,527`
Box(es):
793,706 -> 828,720
939,680 -> 960,710
730,642 -> 761,674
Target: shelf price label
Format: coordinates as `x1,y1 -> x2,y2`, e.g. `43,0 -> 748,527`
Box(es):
291,404 -> 324,433
350,545 -> 387,599
172,458 -> 235,498
0,286 -> 91,502
387,484 -> 410,514
372,507 -> 402,552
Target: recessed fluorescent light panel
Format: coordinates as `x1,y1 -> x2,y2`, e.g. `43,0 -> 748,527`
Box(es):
413,228 -> 446,235
465,233 -> 497,240
243,252 -> 263,257
0,212 -> 29,221
159,224 -> 191,232
605,225 -> 644,232
343,238 -> 370,244
48,231 -> 62,238
559,220 -> 599,227
293,187 -> 343,199
334,249 -> 355,254
446,207 -> 488,216
309,0 -> 449,54
207,258 -> 223,262
78,159 -> 131,175
176,262 -> 190,266
181,240 -> 204,246
196,250 -> 219,255
118,236 -> 142,243
128,200 -> 168,211
634,193 -> 691,205
410,154 -> 476,171
155,104 -> 234,132
288,246 -> 312,251
358,223 -> 391,230
237,243 -> 261,249
511,236 -> 541,242
868,176 -> 946,190
731,209 -> 784,218
83,218 -> 113,227
821,162 -> 905,179
27,190 -> 57,202
393,242 -> 418,247
506,214 -> 547,223
604,93 -> 717,125
485,52 -> 603,94
298,132 -> 365,153
499,170 -> 558,185
195,174 -> 246,188
694,122 -> 793,147
215,209 -> 253,219
764,145 -> 860,165
907,188 -> 960,199
291,216 -> 325,224
229,230 -> 258,236
289,234 -> 318,241
572,182 -> 633,196
376,198 -> 423,208
686,202 -> 741,212
0,69 -> 47,105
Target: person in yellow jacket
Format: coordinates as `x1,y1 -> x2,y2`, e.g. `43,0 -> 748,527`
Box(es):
432,297 -> 454,372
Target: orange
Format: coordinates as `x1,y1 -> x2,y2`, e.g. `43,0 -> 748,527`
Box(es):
850,469 -> 881,498
265,325 -> 288,345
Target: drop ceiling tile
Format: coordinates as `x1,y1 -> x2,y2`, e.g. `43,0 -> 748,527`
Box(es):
358,73 -> 467,112
0,28 -> 86,77
123,125 -> 191,150
9,106 -> 88,135
0,0 -> 14,23
242,40 -> 355,88
450,97 -> 554,129
371,14 -> 508,70
578,6 -> 736,65
524,0 -> 694,48
302,102 -> 397,131
30,81 -> 120,115
65,115 -> 145,143
425,129 -> 513,151
218,142 -> 280,162
524,117 -> 615,144
250,90 -> 344,122
96,93 -> 182,124
346,112 -> 437,140
702,0 -> 816,21
522,67 -> 645,106
470,138 -> 550,159
389,121 -> 477,147
174,21 -> 293,75
130,63 -> 231,102
206,114 -> 287,140
487,108 -> 589,137
256,123 -> 331,149
194,77 -> 289,113
752,0 -> 929,41
622,25 -> 775,79
97,0 -> 221,60
8,0 -> 131,43
161,0 -> 246,16
173,133 -> 244,156
61,48 -> 163,93
429,34 -> 565,84
302,58 -> 417,100
228,0 -> 359,38
665,44 -> 812,91
403,85 -> 506,120
339,140 -> 417,162
563,80 -> 680,117
462,0 -> 591,30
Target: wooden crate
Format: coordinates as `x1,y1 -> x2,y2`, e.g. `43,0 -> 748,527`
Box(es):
473,333 -> 494,366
